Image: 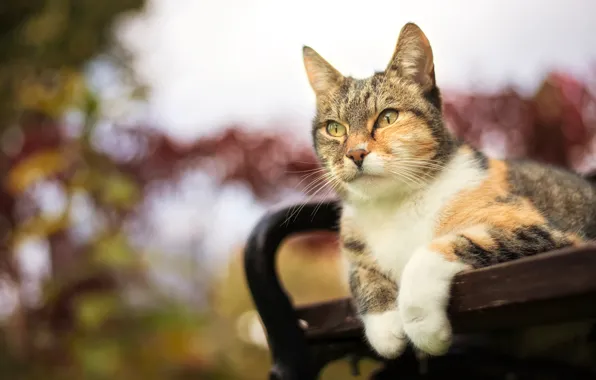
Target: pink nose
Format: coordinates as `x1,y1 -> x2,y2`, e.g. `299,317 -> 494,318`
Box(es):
346,149 -> 369,168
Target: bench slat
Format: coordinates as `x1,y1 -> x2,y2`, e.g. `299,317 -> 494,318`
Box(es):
297,244 -> 596,343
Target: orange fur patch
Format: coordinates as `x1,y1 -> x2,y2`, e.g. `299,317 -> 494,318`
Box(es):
429,224 -> 496,262
428,235 -> 458,261
460,225 -> 497,250
436,156 -> 546,236
345,134 -> 366,152
375,112 -> 437,160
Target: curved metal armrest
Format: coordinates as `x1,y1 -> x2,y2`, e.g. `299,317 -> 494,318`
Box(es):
243,201 -> 341,380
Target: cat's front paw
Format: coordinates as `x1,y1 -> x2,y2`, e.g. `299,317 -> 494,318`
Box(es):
400,304 -> 452,356
362,309 -> 407,359
397,246 -> 466,356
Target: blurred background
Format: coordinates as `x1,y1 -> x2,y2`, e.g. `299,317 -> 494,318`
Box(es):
0,0 -> 596,378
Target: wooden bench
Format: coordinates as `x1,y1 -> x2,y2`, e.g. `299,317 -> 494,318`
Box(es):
244,201 -> 596,379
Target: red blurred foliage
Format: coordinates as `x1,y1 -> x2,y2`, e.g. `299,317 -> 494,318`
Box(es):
117,127 -> 319,201
444,71 -> 596,172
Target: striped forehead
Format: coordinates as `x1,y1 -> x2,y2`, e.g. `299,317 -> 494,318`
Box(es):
334,76 -> 382,128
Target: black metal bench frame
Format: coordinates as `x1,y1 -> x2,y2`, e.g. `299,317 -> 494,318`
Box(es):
244,201 -> 596,379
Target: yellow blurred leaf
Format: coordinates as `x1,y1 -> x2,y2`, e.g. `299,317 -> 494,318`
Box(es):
93,233 -> 136,269
99,173 -> 139,208
22,4 -> 67,46
5,149 -> 68,194
144,328 -> 205,365
69,168 -> 92,190
16,70 -> 86,117
12,214 -> 69,244
75,294 -> 118,331
79,340 -> 121,377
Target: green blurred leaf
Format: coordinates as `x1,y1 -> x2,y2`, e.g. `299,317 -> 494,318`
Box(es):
75,294 -> 118,331
16,70 -> 87,118
92,233 -> 136,269
79,340 -> 121,378
6,149 -> 68,194
99,173 -> 139,209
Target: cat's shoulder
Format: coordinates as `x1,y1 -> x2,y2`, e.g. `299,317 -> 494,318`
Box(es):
454,145 -> 594,191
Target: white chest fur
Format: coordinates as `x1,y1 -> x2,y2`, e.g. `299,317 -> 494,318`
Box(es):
343,152 -> 486,280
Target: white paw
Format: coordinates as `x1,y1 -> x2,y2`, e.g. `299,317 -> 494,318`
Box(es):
362,309 -> 408,359
400,305 -> 452,356
398,246 -> 468,356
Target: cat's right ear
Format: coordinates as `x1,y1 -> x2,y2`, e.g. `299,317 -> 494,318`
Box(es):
386,23 -> 435,92
303,46 -> 344,95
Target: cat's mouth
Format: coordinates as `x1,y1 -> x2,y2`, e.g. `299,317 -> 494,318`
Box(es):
345,171 -> 386,183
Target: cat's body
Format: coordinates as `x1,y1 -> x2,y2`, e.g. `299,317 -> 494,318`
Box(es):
302,22 -> 596,360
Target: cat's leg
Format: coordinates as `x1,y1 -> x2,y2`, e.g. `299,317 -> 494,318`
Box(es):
349,262 -> 407,358
397,242 -> 468,356
398,224 -> 577,356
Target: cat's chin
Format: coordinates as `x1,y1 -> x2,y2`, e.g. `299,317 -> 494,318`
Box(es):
349,173 -> 385,182
345,174 -> 413,201
344,173 -> 387,188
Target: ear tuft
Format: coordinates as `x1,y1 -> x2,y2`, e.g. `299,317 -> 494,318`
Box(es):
303,46 -> 344,95
386,22 -> 435,91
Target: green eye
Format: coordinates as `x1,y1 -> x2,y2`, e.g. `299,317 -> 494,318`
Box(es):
326,121 -> 347,137
376,109 -> 399,128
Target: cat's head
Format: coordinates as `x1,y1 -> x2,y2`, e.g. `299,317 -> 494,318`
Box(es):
303,23 -> 455,202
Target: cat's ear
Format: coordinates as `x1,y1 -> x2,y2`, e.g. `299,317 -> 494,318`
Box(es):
386,23 -> 435,91
303,46 -> 344,95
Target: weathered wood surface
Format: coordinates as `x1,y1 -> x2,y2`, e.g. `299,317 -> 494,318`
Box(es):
297,244 -> 596,343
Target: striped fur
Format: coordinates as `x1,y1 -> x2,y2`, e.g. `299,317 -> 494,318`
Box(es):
303,23 -> 596,358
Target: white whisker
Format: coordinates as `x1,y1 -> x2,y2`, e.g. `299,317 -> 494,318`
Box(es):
283,171 -> 342,225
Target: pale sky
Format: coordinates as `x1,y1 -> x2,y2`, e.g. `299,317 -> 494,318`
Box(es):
119,0 -> 596,141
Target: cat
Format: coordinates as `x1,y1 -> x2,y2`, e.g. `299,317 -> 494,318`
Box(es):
301,22 -> 596,360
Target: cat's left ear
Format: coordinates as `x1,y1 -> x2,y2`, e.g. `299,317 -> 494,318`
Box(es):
303,46 -> 344,96
386,23 -> 435,91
